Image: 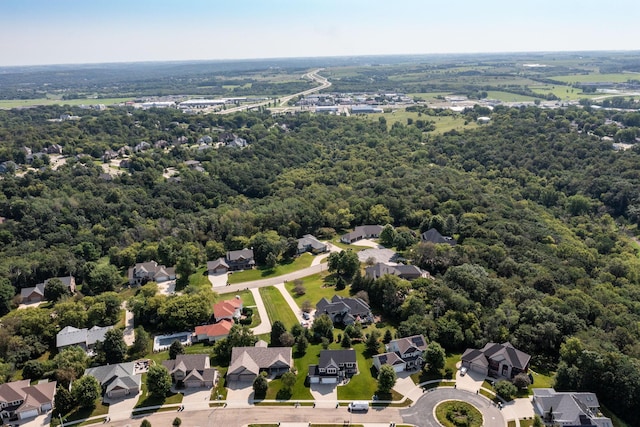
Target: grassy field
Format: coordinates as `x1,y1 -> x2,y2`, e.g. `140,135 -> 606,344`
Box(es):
56,398 -> 110,426
227,254 -> 315,284
362,109 -> 478,135
259,286 -> 299,330
284,272 -> 350,309
485,91 -> 539,102
552,73 -> 634,84
0,97 -> 132,109
135,372 -> 184,408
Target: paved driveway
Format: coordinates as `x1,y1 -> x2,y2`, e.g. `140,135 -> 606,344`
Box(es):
275,283 -> 305,323
181,388 -> 212,410
309,383 -> 338,405
225,380 -> 255,408
156,279 -> 176,295
209,271 -> 229,288
351,239 -> 381,248
401,388 -> 505,427
357,248 -> 397,264
106,392 -> 140,421
455,363 -> 485,392
122,301 -> 135,346
250,287 -> 271,335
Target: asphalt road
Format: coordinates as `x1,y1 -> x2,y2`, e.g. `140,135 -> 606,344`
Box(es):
106,405 -> 401,427
401,388 -> 505,427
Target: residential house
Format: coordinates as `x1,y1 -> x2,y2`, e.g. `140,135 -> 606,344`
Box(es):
0,380 -> 56,421
85,362 -> 141,399
162,354 -> 217,388
226,249 -> 255,271
297,234 -> 328,254
227,346 -> 293,382
207,249 -> 255,274
207,258 -> 230,274
365,262 -> 430,281
213,296 -> 243,322
127,261 -> 176,286
219,133 -> 247,148
420,228 -> 457,246
340,225 -> 384,244
308,349 -> 357,384
373,335 -> 427,373
56,325 -> 113,352
20,276 -> 76,303
461,342 -> 531,379
102,149 -> 118,162
194,319 -> 234,343
315,295 -> 374,325
532,388 -> 613,427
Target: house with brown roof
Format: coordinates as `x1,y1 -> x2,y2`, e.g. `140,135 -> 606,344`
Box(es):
194,319 -> 234,343
461,342 -> 531,379
213,296 -> 243,322
127,261 -> 175,286
373,335 -> 427,373
308,349 -> 357,384
0,380 -> 56,420
20,276 -> 76,303
227,346 -> 293,382
162,354 -> 217,388
340,225 -> 384,244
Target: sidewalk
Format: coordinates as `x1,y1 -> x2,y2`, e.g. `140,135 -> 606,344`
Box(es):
250,287 -> 271,335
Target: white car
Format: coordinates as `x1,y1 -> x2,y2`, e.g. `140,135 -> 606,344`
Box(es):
460,366 -> 468,376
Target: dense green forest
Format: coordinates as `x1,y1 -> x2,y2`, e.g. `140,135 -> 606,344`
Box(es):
1,104 -> 640,424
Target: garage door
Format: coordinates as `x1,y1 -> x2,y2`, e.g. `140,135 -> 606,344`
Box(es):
185,380 -> 203,388
41,402 -> 53,411
393,365 -> 404,373
109,389 -> 128,398
19,409 -> 39,419
321,377 -> 337,384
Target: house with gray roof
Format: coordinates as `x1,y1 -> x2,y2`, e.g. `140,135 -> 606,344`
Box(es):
308,349 -> 357,384
315,295 -> 373,325
0,379 -> 56,420
56,325 -> 113,352
297,234 -> 328,255
461,342 -> 530,379
20,276 -> 76,303
532,388 -> 612,427
85,362 -> 141,399
225,248 -> 255,271
373,335 -> 427,373
420,228 -> 457,246
128,261 -> 175,286
365,262 -> 429,281
340,225 -> 384,244
227,346 -> 293,382
162,354 -> 217,388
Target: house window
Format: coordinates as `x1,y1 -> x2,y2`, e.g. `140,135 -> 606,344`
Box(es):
327,368 -> 337,374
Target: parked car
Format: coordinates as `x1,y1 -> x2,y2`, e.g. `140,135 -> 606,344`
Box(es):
302,312 -> 310,320
460,366 -> 468,376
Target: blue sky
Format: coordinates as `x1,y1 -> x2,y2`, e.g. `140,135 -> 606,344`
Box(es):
0,0 -> 638,66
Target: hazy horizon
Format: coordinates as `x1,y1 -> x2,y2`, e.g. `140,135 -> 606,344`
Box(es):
1,0 -> 639,67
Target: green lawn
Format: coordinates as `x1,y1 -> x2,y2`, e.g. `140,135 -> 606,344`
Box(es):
211,366 -> 228,400
0,97 -> 132,109
135,373 -> 183,408
227,254 -> 315,284
284,272 -> 350,309
411,352 -> 460,384
56,398 -> 110,426
361,109 -> 478,135
259,286 -> 299,330
435,400 -> 483,427
336,344 -> 378,400
552,73 -> 634,84
485,91 -> 540,102
188,266 -> 212,290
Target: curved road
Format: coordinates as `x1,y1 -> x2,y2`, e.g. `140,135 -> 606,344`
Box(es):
401,388 -> 505,427
217,69 -> 331,114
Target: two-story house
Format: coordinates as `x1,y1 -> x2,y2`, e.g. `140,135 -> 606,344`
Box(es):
207,249 -> 255,274
461,342 -> 531,379
162,354 -> 217,389
0,380 -> 56,421
308,349 -> 358,384
373,335 -> 427,373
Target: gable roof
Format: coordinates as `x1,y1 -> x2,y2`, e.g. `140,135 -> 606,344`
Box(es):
227,249 -> 254,262
340,225 -> 384,242
228,347 -> 293,376
207,258 -> 229,271
316,295 -> 371,316
195,319 -> 234,337
213,298 -> 242,319
420,228 -> 457,245
163,354 -> 209,374
462,342 -> 531,370
57,325 -> 113,348
0,380 -> 57,414
373,352 -> 405,366
533,388 -> 611,426
365,263 -> 428,281
391,334 -> 427,354
297,234 -> 327,251
85,362 -> 140,394
318,349 -> 356,368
